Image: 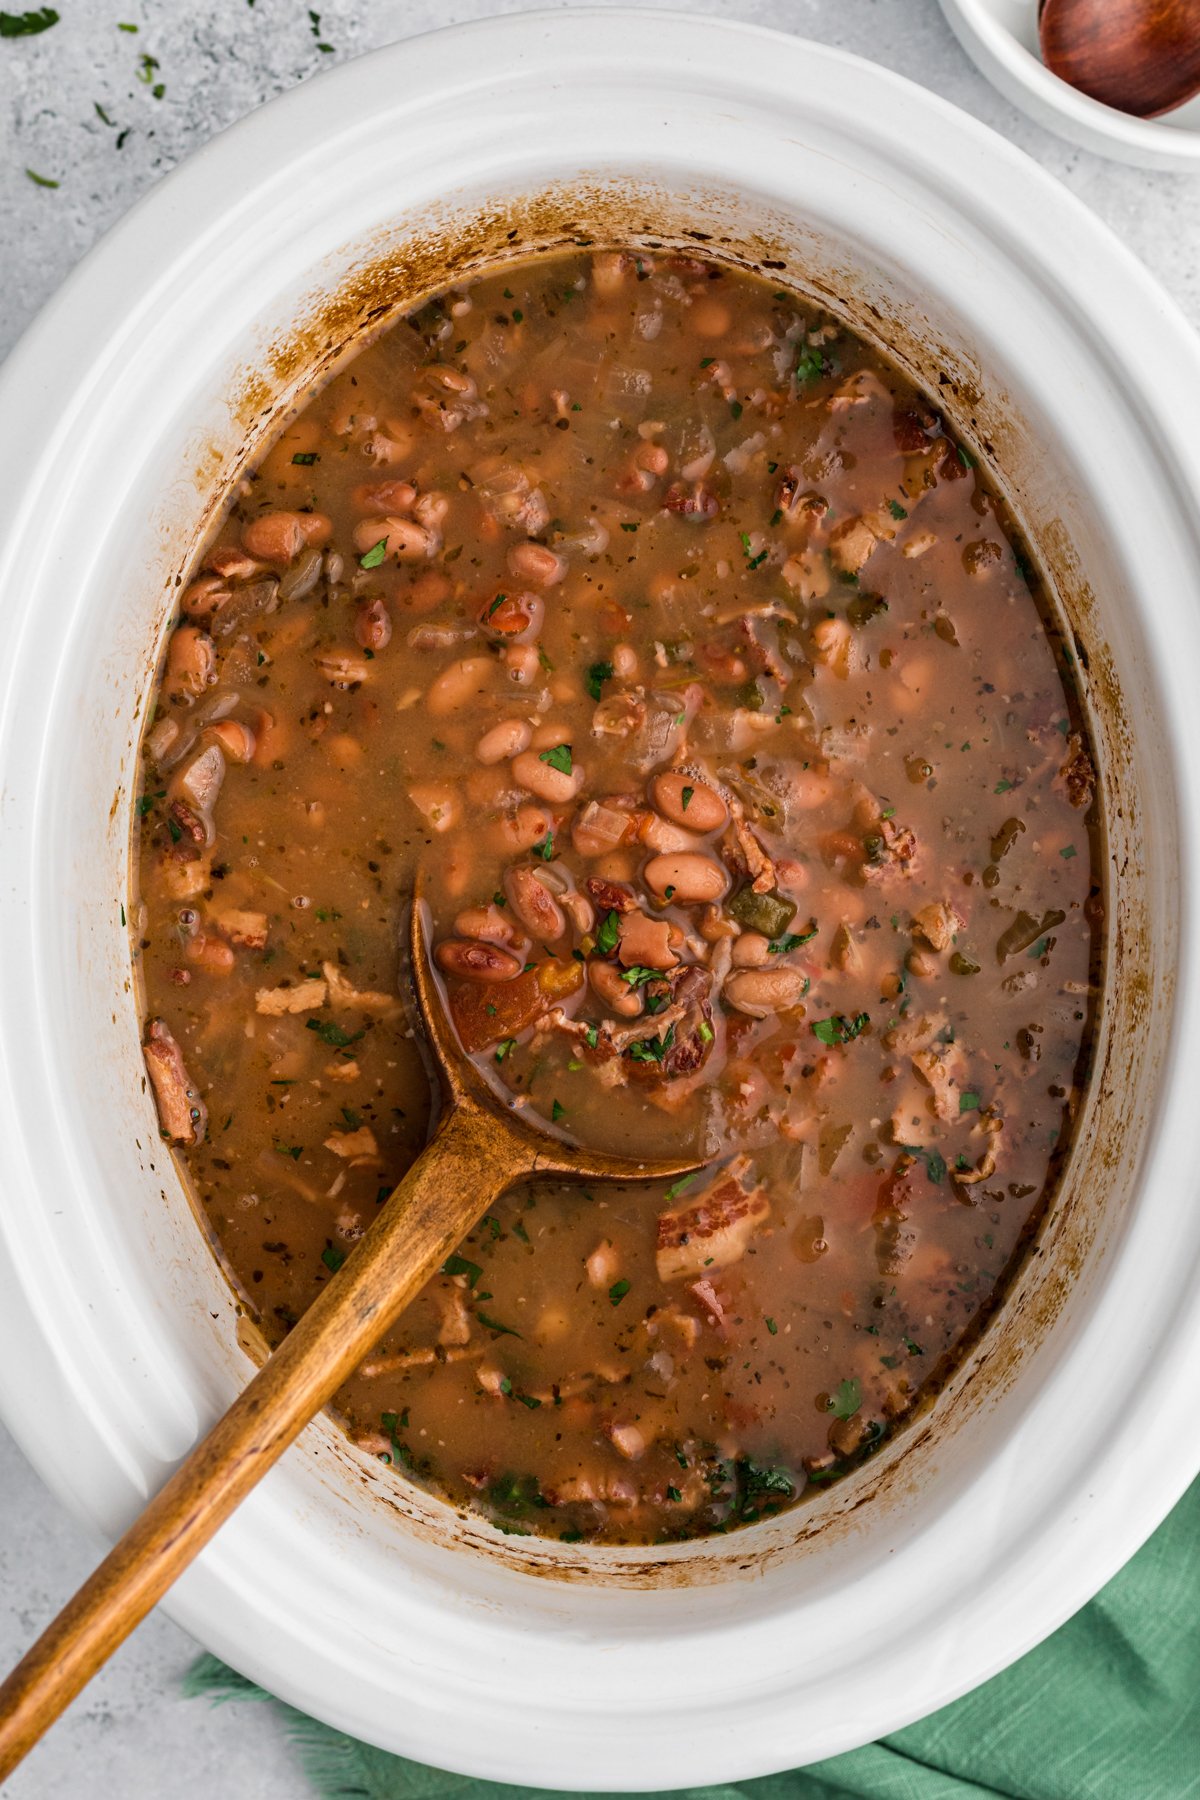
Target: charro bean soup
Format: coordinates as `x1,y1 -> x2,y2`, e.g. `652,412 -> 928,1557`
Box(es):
135,248 -> 1101,1545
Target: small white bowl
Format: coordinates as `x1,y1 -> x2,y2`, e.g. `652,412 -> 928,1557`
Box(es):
4,9 -> 1200,1786
939,0 -> 1200,169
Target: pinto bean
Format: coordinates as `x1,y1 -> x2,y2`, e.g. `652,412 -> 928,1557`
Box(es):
206,543 -> 267,582
403,569 -> 453,613
507,542 -> 565,587
562,889 -> 595,935
414,491 -> 449,531
638,812 -> 704,854
511,748 -> 584,804
204,719 -> 257,764
242,510 -> 330,563
475,718 -> 532,765
184,932 -> 236,977
314,648 -> 371,687
181,575 -> 232,626
731,930 -> 770,968
166,625 -> 216,702
724,967 -> 809,1017
589,957 -> 643,1018
454,904 -> 522,948
479,590 -> 544,642
503,643 -> 540,684
408,782 -> 461,834
353,479 -> 417,515
492,804 -> 553,854
435,939 -> 524,983
690,296 -> 731,339
173,741 -> 225,815
355,598 -> 392,652
426,656 -> 494,717
505,866 -> 567,941
652,771 -> 728,832
592,250 -> 631,297
643,852 -> 729,904
352,514 -> 436,561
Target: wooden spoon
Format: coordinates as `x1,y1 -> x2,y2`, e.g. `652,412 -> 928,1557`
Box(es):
0,899 -> 704,1781
1038,0 -> 1200,119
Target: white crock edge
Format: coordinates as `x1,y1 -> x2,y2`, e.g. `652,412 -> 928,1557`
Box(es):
0,10 -> 1198,1785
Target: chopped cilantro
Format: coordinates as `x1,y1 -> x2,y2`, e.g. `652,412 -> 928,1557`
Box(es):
305,1018 -> 364,1048
586,659 -> 615,701
626,1026 -> 675,1063
476,1310 -> 522,1338
698,1020 -> 714,1044
1060,844 -> 1077,860
765,1316 -> 778,1336
494,1038 -> 516,1063
442,1253 -> 482,1286
321,1245 -> 345,1273
291,451 -> 318,466
827,1377 -> 861,1420
889,499 -> 908,520
533,832 -> 555,862
273,1141 -> 302,1161
0,7 -> 58,35
769,924 -> 817,954
794,346 -> 828,384
538,743 -> 573,775
595,910 -> 620,955
608,1278 -> 631,1306
359,537 -> 388,569
551,1099 -> 566,1122
900,1145 -> 948,1185
959,1091 -> 981,1113
681,785 -> 694,811
994,778 -> 1014,794
620,965 -> 666,988
812,1012 -> 869,1046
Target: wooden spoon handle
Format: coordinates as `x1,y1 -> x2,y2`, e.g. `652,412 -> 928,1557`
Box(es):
0,1101 -> 521,1781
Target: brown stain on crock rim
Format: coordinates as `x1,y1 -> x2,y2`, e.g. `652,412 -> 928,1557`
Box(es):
124,177 -> 1150,1590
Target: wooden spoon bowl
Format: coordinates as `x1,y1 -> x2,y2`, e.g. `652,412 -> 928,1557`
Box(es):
1039,0 -> 1200,119
0,897 -> 705,1781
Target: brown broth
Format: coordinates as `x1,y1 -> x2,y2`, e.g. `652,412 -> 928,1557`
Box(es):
134,248 -> 1102,1545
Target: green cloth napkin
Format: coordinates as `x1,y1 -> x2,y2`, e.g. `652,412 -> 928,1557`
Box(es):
186,1475 -> 1200,1799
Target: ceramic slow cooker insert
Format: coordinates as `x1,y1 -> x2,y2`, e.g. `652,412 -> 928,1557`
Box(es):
1,10 -> 1199,1786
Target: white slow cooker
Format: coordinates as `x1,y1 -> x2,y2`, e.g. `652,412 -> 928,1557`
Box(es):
1,10 -> 1199,1786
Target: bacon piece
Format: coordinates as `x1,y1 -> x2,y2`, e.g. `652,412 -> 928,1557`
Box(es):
655,1156 -> 769,1282
911,900 -> 964,954
324,1125 -> 380,1163
255,978 -> 327,1016
323,961 -> 401,1020
143,1019 -> 207,1145
217,908 -> 269,950
1058,734 -> 1095,810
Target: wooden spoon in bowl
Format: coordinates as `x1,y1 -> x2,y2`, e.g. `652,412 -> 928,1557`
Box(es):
1038,0 -> 1200,118
0,897 -> 705,1781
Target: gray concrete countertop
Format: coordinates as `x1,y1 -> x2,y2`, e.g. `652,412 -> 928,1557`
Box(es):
0,2 -> 1195,1793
